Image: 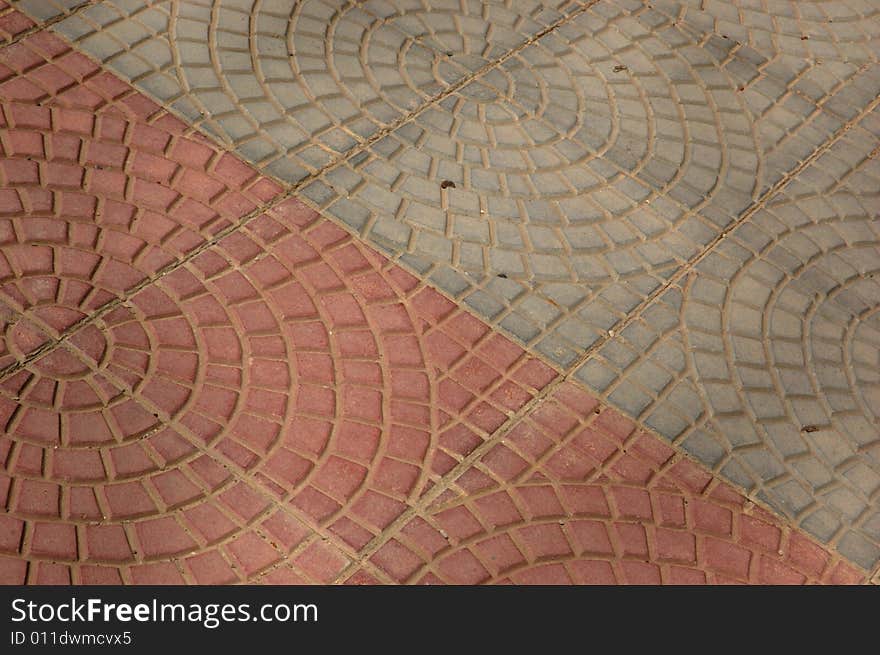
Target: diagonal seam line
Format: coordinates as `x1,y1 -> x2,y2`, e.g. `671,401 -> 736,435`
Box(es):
0,0 -> 604,385
5,0 -> 859,385
1,0 -> 103,48
0,0 -> 604,581
5,0 -> 879,577
329,90 -> 880,582
163,0 -> 596,155
468,60 -> 876,356
402,418 -> 779,585
3,303 -> 395,584
0,0 -> 602,583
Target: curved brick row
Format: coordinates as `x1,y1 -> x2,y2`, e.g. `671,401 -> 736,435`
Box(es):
0,197 -> 558,582
30,0 -> 876,375
0,19 -> 559,584
575,111 -> 880,571
41,0 -> 591,181
0,1 -> 33,46
0,4 -> 873,584
355,383 -> 864,584
0,476 -> 358,584
0,25 -> 356,584
0,26 -> 284,357
650,0 -> 880,63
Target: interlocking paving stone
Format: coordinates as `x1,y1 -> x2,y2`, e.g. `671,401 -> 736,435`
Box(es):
303,2 -> 878,367
137,207 -> 558,532
10,0 -> 88,24
346,382 -> 864,584
23,1 -> 879,370
1,1 -> 877,581
0,0 -> 36,45
649,0 -> 880,64
0,27 -> 561,583
0,30 -> 358,584
41,0 -> 589,183
576,108 -> 880,569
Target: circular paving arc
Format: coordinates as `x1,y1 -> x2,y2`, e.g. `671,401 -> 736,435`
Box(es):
315,4 -> 761,285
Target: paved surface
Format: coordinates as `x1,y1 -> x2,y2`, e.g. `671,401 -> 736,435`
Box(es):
0,0 -> 876,583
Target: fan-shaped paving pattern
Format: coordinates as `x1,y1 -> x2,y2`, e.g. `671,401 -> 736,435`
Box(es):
360,383 -> 864,584
188,206 -> 558,540
0,29 -> 281,476
0,197 -> 558,584
716,239 -> 880,456
310,3 -> 759,278
575,117 -> 880,570
0,22 -> 560,585
300,1 -> 817,368
33,0 -> 871,373
0,27 -> 285,297
680,215 -> 880,564
46,0 -> 587,182
650,0 -> 880,62
0,1 -> 875,584
0,31 -> 356,584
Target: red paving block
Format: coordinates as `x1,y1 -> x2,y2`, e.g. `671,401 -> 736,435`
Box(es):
129,562 -> 187,585
83,524 -> 133,562
31,561 -> 72,585
129,205 -> 556,536
0,26 -> 340,585
134,517 -> 198,558
293,540 -> 350,583
29,521 -> 77,559
691,499 -> 734,537
654,527 -> 697,565
359,382 -> 865,585
15,478 -> 61,517
0,11 -> 868,586
185,550 -> 240,585
78,565 -> 123,585
0,3 -> 34,45
0,515 -> 23,553
0,556 -> 27,584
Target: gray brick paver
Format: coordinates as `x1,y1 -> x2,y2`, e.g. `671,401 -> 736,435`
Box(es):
9,0 -> 880,572
577,116 -> 880,568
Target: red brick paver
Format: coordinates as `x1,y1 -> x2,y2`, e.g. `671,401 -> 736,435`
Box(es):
356,383 -> 864,585
0,15 -> 868,585
0,27 -> 557,584
0,2 -> 33,47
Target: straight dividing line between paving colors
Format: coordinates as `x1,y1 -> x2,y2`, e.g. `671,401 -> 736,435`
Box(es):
0,0 -> 610,380
3,0 -> 879,581
0,0 -> 99,47
331,93 -> 880,584
0,0 -> 614,585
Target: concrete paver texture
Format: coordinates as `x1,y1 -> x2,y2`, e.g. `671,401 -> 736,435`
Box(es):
0,0 -> 877,583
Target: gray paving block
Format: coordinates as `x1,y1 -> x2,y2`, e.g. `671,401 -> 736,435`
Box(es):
46,0 -> 581,182
12,0 -> 85,23
648,0 -> 880,63
27,0 -> 880,573
576,124 -> 880,569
